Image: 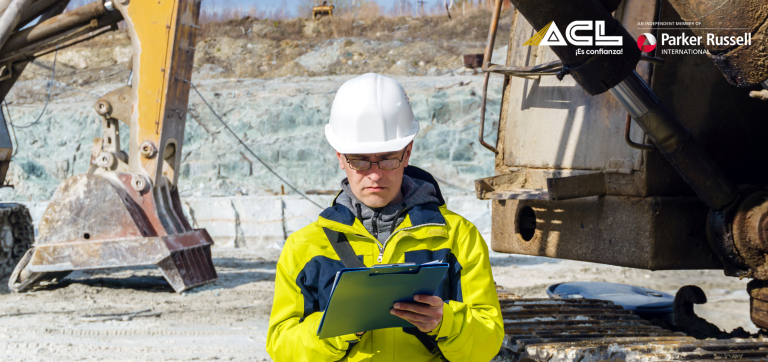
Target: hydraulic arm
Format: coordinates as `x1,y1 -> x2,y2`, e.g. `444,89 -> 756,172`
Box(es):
6,0 -> 217,292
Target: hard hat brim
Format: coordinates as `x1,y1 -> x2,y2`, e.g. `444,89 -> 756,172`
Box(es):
325,124 -> 418,154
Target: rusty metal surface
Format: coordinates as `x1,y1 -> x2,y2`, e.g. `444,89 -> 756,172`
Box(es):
706,187 -> 768,279
749,280 -> 768,329
484,189 -> 549,200
35,174 -> 145,246
490,195 -> 723,270
498,7 -> 650,174
612,72 -> 739,212
618,73 -> 741,212
16,0 -> 64,29
476,173 -> 525,200
546,173 -> 605,201
463,54 -> 483,68
489,0 -> 768,273
624,114 -> 655,152
95,85 -> 132,125
732,191 -> 768,277
9,172 -> 217,293
477,0 -> 503,154
666,0 -> 768,87
498,294 -> 768,361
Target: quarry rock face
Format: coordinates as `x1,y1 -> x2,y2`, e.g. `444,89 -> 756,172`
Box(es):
3,73 -> 502,246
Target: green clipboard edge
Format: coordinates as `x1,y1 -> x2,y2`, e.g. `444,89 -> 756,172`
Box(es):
317,263 -> 449,339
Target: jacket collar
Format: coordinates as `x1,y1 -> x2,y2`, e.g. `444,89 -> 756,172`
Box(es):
319,166 -> 447,237
317,204 -> 447,241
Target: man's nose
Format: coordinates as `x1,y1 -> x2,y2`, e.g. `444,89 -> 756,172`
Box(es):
365,163 -> 383,180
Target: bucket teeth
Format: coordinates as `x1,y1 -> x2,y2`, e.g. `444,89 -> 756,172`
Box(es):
8,173 -> 218,293
159,245 -> 218,292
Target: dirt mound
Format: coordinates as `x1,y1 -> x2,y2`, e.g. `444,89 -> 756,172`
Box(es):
17,9 -> 512,83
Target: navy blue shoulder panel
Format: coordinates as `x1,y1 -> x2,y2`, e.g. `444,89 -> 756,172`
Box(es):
295,254 -> 369,320
407,202 -> 445,226
319,204 -> 356,226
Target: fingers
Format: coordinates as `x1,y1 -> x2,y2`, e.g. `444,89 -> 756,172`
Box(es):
394,302 -> 431,315
391,300 -> 443,333
414,294 -> 443,307
391,308 -> 433,324
390,309 -> 438,332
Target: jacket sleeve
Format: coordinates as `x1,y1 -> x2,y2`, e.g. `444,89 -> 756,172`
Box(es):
266,237 -> 361,362
432,222 -> 504,362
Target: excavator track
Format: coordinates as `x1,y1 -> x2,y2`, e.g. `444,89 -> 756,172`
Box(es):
0,203 -> 34,279
497,293 -> 768,361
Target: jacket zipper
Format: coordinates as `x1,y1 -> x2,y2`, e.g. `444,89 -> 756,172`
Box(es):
374,223 -> 446,263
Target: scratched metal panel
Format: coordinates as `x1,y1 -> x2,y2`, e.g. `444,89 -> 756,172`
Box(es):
502,1 -> 654,172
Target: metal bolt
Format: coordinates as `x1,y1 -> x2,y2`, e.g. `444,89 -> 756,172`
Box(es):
104,0 -> 115,10
140,141 -> 157,158
94,99 -> 112,116
95,152 -> 115,168
131,175 -> 146,192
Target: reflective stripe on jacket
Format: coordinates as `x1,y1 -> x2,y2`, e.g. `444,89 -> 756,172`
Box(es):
267,175 -> 503,362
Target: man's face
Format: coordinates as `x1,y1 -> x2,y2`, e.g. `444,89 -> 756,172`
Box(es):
336,143 -> 413,208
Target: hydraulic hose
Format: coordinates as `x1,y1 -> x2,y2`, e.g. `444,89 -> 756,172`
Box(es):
608,71 -> 738,211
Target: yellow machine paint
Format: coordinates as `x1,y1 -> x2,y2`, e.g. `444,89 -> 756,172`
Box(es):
6,0 -> 217,292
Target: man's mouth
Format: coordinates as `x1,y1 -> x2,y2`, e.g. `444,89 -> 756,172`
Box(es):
365,186 -> 385,192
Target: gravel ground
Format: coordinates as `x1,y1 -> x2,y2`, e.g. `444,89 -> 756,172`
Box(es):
0,247 -> 755,361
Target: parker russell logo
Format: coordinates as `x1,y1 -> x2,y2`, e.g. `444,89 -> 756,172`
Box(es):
524,20 -> 624,55
637,33 -> 656,52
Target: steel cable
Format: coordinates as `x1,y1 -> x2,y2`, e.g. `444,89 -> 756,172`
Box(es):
12,49 -> 57,129
2,99 -> 19,157
188,82 -> 323,209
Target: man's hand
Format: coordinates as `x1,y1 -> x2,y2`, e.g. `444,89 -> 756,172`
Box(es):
390,295 -> 443,333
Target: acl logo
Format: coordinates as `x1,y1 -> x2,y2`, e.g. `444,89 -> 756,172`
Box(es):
637,33 -> 656,52
524,21 -> 623,46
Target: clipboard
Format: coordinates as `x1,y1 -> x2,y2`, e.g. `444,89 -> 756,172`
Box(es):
317,262 -> 450,339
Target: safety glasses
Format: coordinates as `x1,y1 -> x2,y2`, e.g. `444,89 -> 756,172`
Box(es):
344,150 -> 406,171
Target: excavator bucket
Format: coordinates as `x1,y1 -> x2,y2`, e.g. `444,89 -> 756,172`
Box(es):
7,0 -> 217,292
9,173 -> 217,292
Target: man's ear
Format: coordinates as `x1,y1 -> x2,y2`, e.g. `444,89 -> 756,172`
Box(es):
336,151 -> 346,170
403,142 -> 413,168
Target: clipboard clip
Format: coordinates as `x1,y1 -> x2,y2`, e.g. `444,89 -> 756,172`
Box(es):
370,265 -> 420,276
373,263 -> 415,268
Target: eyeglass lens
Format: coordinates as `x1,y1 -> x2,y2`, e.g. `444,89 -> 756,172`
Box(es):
348,158 -> 401,171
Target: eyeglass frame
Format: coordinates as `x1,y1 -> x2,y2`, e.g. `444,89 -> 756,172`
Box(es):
343,149 -> 407,171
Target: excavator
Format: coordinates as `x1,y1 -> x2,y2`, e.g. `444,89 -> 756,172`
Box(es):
0,0 -> 217,292
476,0 -> 768,360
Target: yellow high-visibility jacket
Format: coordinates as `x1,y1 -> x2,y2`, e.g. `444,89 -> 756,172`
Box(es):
267,173 -> 503,362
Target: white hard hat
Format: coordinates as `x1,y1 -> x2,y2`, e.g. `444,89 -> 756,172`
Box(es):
325,73 -> 419,154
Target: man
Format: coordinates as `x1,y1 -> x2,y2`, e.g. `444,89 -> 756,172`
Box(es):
267,73 -> 503,361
